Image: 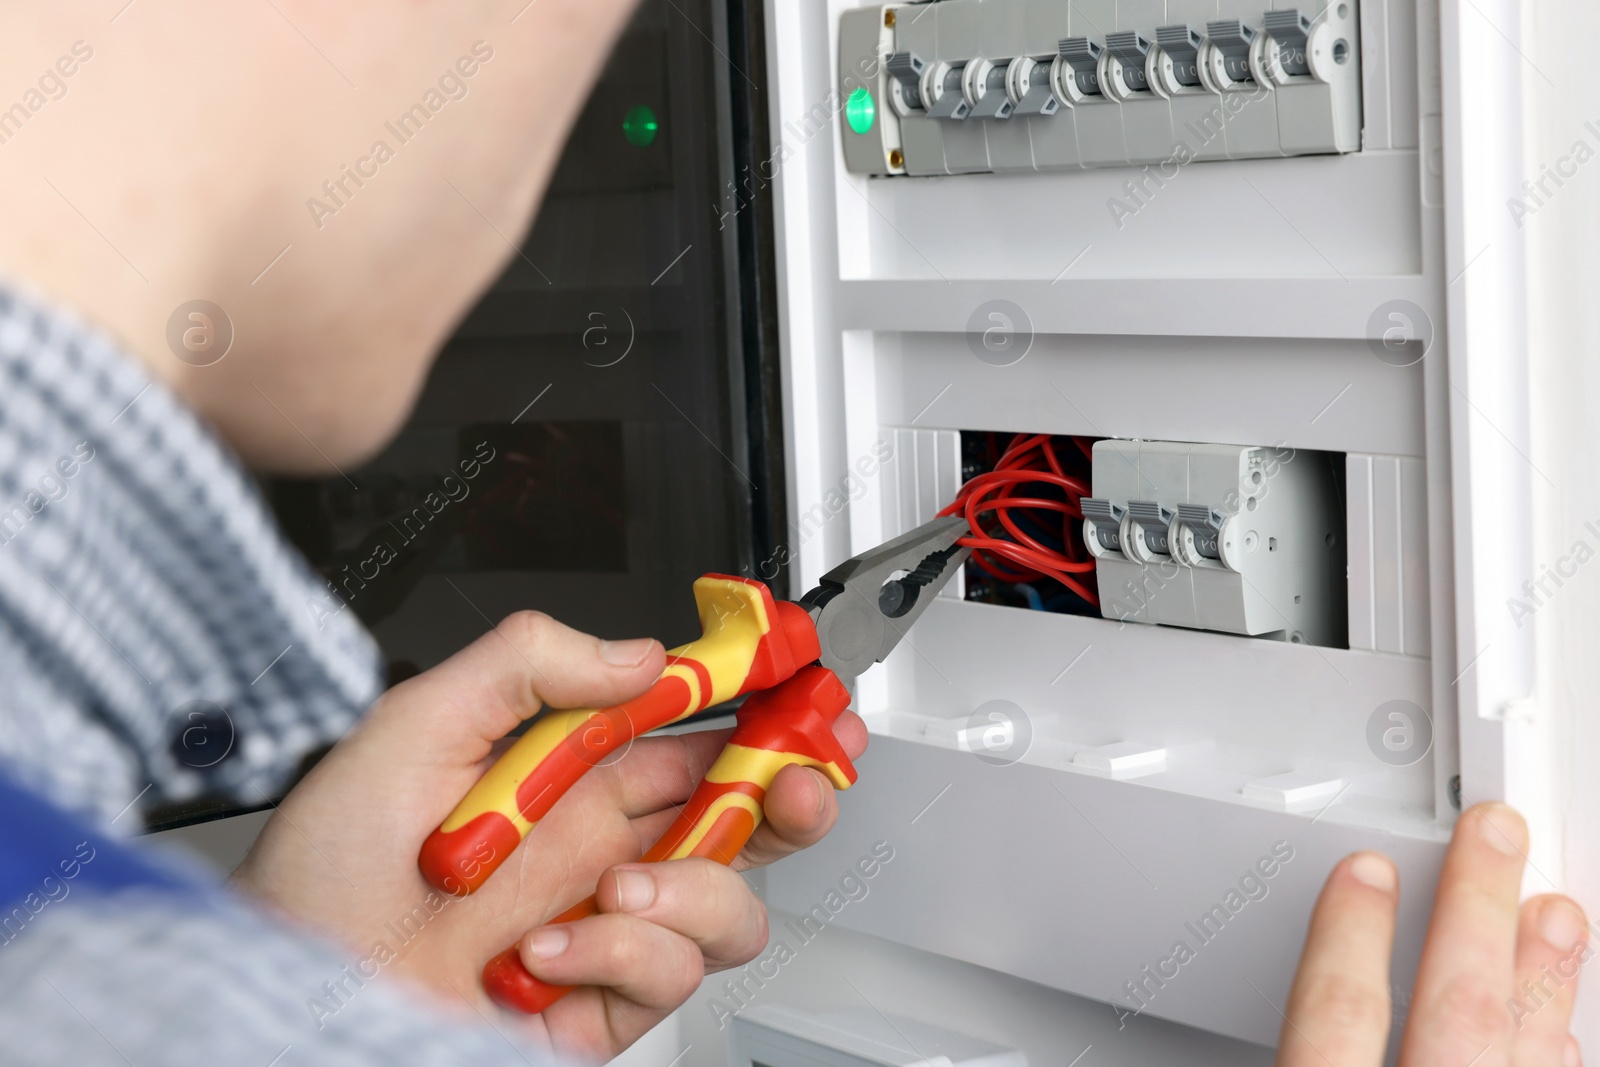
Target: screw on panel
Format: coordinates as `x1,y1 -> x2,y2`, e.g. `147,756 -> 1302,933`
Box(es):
888,148 -> 904,169
885,7 -> 896,28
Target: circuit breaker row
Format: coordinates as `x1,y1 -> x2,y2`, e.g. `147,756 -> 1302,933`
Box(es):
1084,440 -> 1343,646
838,1 -> 1362,176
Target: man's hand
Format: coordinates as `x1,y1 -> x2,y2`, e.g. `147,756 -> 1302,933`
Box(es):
1277,803 -> 1589,1066
232,611 -> 866,1063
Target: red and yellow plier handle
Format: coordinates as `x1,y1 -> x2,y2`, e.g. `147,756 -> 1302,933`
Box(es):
417,515 -> 970,1015
480,665 -> 853,1013
416,575 -> 856,1013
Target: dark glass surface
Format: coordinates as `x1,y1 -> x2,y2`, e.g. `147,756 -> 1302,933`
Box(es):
274,0 -> 768,668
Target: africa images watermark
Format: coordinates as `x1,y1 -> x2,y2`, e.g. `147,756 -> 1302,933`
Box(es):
305,842 -> 496,1030
1504,518 -> 1600,629
705,840 -> 896,1030
0,441 -> 98,550
747,438 -> 895,584
1507,920 -> 1600,1030
715,50 -> 885,231
1105,84 -> 1272,229
1506,116 -> 1600,230
305,440 -> 498,630
305,41 -> 495,230
1110,840 -> 1296,1028
0,840 -> 97,950
305,887 -> 462,1028
0,40 -> 94,147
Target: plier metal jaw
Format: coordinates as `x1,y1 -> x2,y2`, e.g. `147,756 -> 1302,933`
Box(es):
801,515 -> 972,684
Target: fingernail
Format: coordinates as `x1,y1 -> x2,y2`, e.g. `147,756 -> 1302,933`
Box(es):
1566,1036 -> 1583,1067
526,926 -> 569,960
1478,802 -> 1528,856
614,868 -> 656,912
600,638 -> 654,667
808,768 -> 830,817
1348,852 -> 1397,893
1540,898 -> 1588,954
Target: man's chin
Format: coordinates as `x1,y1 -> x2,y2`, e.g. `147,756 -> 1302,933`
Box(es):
220,413 -> 401,478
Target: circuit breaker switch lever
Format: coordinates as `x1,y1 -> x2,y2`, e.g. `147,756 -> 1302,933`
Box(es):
1263,10 -> 1314,77
1103,31 -> 1153,97
1053,37 -> 1105,104
886,51 -> 927,112
1127,500 -> 1177,560
1154,25 -> 1206,93
1006,56 -> 1060,116
1081,497 -> 1127,554
1203,19 -> 1258,89
1176,504 -> 1227,563
965,59 -> 1014,119
923,62 -> 971,120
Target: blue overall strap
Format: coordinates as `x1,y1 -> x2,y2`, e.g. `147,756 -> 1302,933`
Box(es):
0,772 -> 194,927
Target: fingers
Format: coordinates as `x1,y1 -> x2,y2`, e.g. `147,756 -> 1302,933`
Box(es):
517,859 -> 767,993
614,711 -> 869,818
357,611 -> 665,764
1278,852 -> 1398,1067
620,760 -> 842,873
517,858 -> 773,1057
516,913 -> 704,1013
1401,802 -> 1530,1064
736,764 -> 839,869
609,713 -> 866,871
1508,894 -> 1589,1064
736,709 -> 864,868
593,858 -> 768,968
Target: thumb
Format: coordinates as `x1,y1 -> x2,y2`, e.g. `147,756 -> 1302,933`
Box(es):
351,610 -> 665,769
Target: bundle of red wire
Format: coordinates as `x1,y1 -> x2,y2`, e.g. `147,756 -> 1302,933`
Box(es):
937,433 -> 1100,607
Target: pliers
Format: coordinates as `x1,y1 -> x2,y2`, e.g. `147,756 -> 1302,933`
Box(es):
417,515 -> 971,1013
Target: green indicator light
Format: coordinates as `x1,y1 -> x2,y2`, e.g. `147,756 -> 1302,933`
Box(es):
622,104 -> 659,147
845,86 -> 875,135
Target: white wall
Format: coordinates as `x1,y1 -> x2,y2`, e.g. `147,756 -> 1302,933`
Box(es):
1524,0 -> 1600,1047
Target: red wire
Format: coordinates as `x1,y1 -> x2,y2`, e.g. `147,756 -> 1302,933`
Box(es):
938,434 -> 1100,606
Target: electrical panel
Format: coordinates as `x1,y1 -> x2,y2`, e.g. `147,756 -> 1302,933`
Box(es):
718,0 -> 1561,1058
838,1 -> 1362,177
730,1006 -> 1025,1067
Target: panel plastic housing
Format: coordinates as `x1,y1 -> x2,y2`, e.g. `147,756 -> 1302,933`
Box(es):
754,0 -> 1542,1050
730,1005 -> 1026,1067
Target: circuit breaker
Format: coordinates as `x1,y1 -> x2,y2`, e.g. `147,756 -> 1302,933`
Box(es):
837,0 -> 1362,176
1083,439 -> 1344,645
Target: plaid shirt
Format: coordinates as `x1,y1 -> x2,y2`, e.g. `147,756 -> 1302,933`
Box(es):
0,281 -> 555,1065
0,280 -> 382,822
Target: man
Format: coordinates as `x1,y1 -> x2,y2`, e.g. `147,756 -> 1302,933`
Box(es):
0,3 -> 1584,1065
